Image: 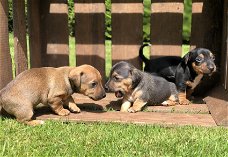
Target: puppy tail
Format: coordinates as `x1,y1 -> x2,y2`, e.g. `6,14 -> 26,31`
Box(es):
139,43 -> 151,64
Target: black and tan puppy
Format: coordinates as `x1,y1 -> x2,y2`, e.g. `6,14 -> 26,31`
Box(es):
0,65 -> 106,125
105,61 -> 178,113
139,44 -> 216,105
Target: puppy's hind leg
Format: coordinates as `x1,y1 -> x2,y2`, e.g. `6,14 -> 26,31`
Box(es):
14,104 -> 44,126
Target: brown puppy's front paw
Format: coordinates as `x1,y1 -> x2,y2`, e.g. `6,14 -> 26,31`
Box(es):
69,103 -> 81,113
58,109 -> 70,116
127,107 -> 137,113
179,98 -> 190,105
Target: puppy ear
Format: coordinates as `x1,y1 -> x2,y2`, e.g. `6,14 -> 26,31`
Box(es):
129,69 -> 141,89
69,68 -> 84,89
182,51 -> 192,64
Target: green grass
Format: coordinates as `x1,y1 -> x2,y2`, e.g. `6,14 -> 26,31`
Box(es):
1,119 -> 227,157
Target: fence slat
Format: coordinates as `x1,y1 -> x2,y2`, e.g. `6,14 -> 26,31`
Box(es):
222,0 -> 228,90
0,0 -> 13,89
40,0 -> 69,67
13,0 -> 28,75
28,0 -> 41,68
74,0 -> 105,80
111,0 -> 143,69
150,0 -> 183,58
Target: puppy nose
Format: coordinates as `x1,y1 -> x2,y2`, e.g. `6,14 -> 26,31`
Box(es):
104,85 -> 109,92
208,65 -> 214,71
102,93 -> 106,98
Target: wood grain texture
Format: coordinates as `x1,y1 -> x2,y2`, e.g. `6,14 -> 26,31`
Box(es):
13,0 -> 28,75
28,0 -> 42,68
111,0 -> 143,69
150,0 -> 183,58
0,0 -> 13,89
75,0 -> 105,80
40,0 -> 69,67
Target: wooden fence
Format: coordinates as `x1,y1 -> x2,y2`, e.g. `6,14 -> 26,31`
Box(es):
0,0 -> 227,91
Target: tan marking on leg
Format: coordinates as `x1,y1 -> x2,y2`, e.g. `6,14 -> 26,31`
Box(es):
120,99 -> 131,112
163,95 -> 179,106
128,99 -> 147,113
178,92 -> 190,105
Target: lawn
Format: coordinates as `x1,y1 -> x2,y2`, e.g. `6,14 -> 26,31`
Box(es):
1,119 -> 227,156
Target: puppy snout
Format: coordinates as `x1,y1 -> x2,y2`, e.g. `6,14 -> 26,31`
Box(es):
102,92 -> 106,98
104,84 -> 109,92
208,65 -> 215,72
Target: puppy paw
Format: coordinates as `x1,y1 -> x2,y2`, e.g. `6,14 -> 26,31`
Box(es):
179,99 -> 190,105
127,107 -> 137,113
69,103 -> 81,113
25,120 -> 45,126
58,109 -> 70,116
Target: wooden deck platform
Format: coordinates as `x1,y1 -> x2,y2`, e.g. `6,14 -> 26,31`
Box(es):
34,93 -> 219,127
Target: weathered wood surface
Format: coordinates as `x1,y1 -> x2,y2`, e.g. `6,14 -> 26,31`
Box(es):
36,110 -> 216,127
150,0 -> 183,58
13,0 -> 28,75
112,0 -> 143,69
40,0 -> 69,67
28,0 -> 42,68
0,0 -> 13,89
75,0 -> 106,79
205,85 -> 228,126
34,93 -> 215,127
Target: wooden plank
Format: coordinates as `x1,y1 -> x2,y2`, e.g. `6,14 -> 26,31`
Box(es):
35,110 -> 216,127
190,0 -> 223,51
111,0 -> 143,69
190,0 -> 224,96
224,0 -> 228,90
40,0 -> 69,67
72,93 -> 209,114
204,85 -> 228,126
0,0 -> 13,89
150,0 -> 183,58
75,0 -> 105,80
13,0 -> 28,75
28,0 -> 42,68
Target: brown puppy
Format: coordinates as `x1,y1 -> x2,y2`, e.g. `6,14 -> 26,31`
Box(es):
0,65 -> 106,125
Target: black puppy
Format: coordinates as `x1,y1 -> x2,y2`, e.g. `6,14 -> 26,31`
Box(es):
139,44 -> 216,105
105,61 -> 178,113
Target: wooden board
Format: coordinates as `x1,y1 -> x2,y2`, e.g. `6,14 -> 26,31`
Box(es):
150,0 -> 183,58
190,0 -> 223,51
40,0 -> 69,67
13,0 -> 28,75
111,0 -> 143,69
75,0 -> 105,79
35,110 -> 216,127
204,85 -> 228,126
71,93 -> 209,114
28,0 -> 42,68
0,0 -> 13,89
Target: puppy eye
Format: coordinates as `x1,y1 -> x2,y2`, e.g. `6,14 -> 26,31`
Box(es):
211,55 -> 215,60
195,57 -> 203,63
91,82 -> 97,88
113,76 -> 120,81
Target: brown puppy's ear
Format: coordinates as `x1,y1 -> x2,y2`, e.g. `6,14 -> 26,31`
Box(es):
69,69 -> 84,89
